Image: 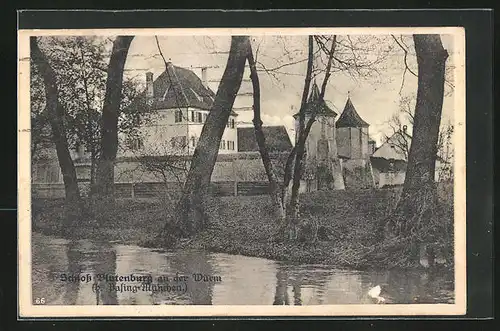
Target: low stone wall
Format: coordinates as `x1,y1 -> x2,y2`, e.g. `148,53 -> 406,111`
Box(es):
341,158 -> 375,190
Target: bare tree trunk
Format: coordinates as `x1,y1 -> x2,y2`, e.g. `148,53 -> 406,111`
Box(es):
30,37 -> 82,232
288,36 -> 337,240
388,35 -> 449,247
89,150 -> 98,197
281,146 -> 296,206
94,36 -> 134,207
160,36 -> 249,243
247,41 -> 286,225
287,36 -> 315,239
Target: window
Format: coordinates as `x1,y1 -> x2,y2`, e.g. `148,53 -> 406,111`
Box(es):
175,110 -> 183,123
388,161 -> 395,173
191,136 -> 196,147
190,111 -> 195,122
226,121 -> 230,128
227,141 -> 234,150
35,164 -> 60,183
220,140 -> 226,150
47,166 -> 60,183
231,119 -> 235,128
197,112 -> 203,123
128,137 -> 143,151
203,113 -> 208,122
171,136 -> 187,148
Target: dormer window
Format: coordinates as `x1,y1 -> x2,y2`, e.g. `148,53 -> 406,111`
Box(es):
174,110 -> 183,123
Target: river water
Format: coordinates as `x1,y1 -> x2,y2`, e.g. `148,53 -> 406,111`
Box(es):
31,232 -> 454,305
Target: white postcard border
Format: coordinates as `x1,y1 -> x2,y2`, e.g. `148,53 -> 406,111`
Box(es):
18,26 -> 467,317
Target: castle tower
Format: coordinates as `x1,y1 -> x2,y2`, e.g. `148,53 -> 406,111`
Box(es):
293,82 -> 345,191
335,96 -> 375,189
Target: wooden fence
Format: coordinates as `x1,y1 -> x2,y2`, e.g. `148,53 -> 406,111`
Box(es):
32,181 -> 276,200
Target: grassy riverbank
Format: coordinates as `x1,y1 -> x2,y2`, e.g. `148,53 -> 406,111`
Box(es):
32,186 -> 453,271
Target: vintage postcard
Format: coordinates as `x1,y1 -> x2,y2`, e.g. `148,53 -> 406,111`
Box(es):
18,27 -> 466,317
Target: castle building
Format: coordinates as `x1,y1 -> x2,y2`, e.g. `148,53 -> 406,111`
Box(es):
123,62 -> 239,156
32,63 -> 293,199
293,82 -> 345,191
294,85 -> 374,191
335,95 -> 375,189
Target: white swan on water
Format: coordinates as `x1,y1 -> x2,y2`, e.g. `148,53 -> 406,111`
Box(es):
367,285 -> 386,304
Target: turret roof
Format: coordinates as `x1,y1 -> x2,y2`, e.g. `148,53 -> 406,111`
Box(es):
335,97 -> 369,128
293,81 -> 338,118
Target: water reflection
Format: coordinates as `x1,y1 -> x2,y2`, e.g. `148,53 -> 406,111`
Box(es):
62,240 -> 83,305
273,268 -> 289,305
92,242 -> 118,305
31,233 -> 454,305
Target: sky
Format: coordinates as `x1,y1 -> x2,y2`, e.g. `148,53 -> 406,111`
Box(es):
123,34 -> 457,147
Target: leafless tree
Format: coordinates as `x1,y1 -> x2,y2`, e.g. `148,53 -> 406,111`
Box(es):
391,34 -> 455,95
252,35 -> 392,91
134,140 -> 190,201
34,36 -> 145,197
94,36 -> 134,208
248,35 -> 338,241
156,36 -> 250,243
436,122 -> 454,182
30,61 -> 52,161
384,92 -> 454,168
387,35 -> 449,251
30,37 -> 83,233
381,94 -> 416,160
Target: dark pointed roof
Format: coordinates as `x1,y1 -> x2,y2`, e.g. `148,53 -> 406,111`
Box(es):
335,97 -> 369,128
127,63 -> 237,116
237,126 -> 292,153
293,81 -> 338,118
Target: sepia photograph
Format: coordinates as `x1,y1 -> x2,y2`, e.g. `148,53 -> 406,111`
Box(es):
18,27 -> 466,317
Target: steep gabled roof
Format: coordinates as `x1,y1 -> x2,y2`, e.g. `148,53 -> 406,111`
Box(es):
335,97 -> 369,128
127,63 -> 237,115
237,126 -> 293,153
372,129 -> 412,156
293,81 -> 338,118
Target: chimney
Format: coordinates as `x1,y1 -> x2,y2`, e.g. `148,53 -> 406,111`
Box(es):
201,67 -> 208,88
146,71 -> 154,99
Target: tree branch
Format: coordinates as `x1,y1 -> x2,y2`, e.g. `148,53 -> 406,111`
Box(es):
391,34 -> 418,94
